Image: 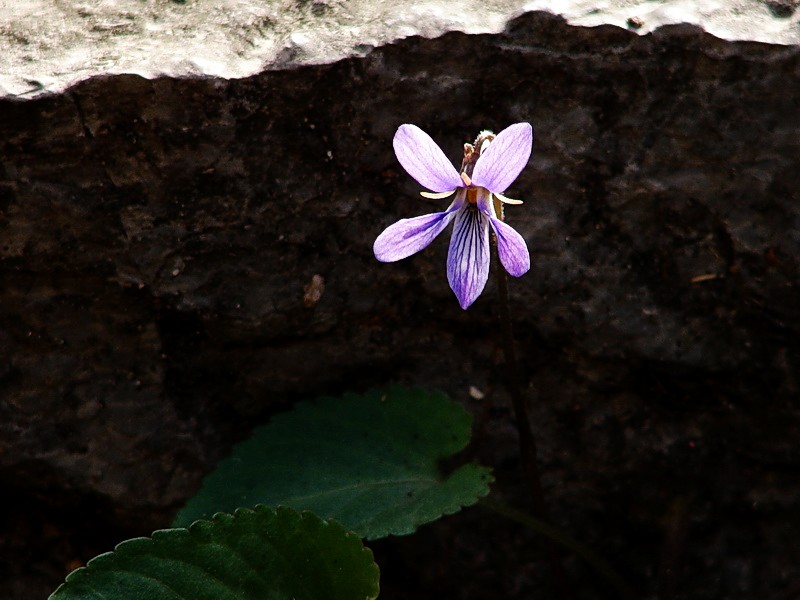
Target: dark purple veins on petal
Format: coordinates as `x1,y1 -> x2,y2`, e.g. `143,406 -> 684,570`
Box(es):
447,205 -> 490,309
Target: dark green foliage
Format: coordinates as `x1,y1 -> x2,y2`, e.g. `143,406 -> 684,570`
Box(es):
175,387 -> 493,539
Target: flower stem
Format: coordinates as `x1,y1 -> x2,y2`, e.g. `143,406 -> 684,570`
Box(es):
492,245 -> 574,600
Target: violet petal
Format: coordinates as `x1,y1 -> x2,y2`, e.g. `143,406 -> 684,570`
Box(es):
490,217 -> 531,277
447,204 -> 491,309
476,191 -> 530,277
393,124 -> 464,193
373,196 -> 463,262
471,122 -> 533,194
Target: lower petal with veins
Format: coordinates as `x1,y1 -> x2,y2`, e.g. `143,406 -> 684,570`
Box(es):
447,205 -> 491,309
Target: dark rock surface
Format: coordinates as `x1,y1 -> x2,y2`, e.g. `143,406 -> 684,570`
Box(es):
2,10 -> 799,599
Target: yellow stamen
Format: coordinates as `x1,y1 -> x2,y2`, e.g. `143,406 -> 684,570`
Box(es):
420,190 -> 456,200
460,172 -> 472,186
494,192 -> 523,205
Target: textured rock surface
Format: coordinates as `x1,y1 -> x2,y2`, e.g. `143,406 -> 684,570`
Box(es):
2,7 -> 800,600
2,0 -> 800,97
530,0 -> 800,43
0,0 -> 528,97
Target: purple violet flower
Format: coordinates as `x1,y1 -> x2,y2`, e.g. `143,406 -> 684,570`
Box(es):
374,122 -> 533,309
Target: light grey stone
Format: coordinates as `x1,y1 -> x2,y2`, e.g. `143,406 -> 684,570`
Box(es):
1,0 -> 799,97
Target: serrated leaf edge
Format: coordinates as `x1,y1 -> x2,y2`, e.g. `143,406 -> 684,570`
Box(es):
49,506 -> 379,600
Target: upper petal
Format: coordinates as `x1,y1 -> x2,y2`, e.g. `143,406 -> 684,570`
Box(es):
447,205 -> 491,309
470,122 -> 533,194
393,124 -> 464,193
374,196 -> 463,262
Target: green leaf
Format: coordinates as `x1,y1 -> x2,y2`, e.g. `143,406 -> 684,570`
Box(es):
49,506 -> 379,600
174,387 -> 493,539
